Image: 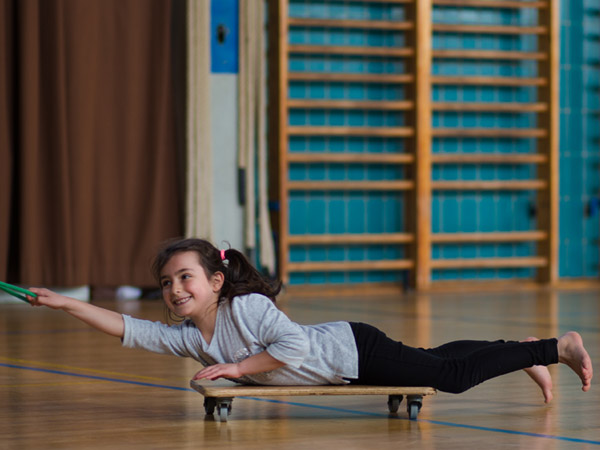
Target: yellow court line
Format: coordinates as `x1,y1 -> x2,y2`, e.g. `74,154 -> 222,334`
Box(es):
1,380 -> 108,388
0,356 -> 167,382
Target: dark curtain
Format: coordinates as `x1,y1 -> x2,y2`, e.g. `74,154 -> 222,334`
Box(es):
0,0 -> 183,287
0,1 -> 14,281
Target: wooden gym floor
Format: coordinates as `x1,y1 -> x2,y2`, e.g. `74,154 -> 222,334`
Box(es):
1,288 -> 598,449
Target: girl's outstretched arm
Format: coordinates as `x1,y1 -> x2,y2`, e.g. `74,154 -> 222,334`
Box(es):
27,287 -> 124,338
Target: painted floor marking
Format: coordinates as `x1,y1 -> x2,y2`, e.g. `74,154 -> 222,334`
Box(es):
0,356 -> 166,382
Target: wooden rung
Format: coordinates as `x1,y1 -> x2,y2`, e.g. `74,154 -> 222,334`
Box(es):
289,72 -> 414,84
287,126 -> 414,137
432,0 -> 548,8
285,281 -> 406,296
431,75 -> 546,86
287,153 -> 415,164
287,180 -> 414,191
288,17 -> 414,31
430,257 -> 547,269
433,102 -> 547,112
332,0 -> 412,3
431,231 -> 548,243
433,24 -> 547,35
431,180 -> 547,190
288,99 -> 414,110
433,49 -> 547,60
287,259 -> 414,272
433,128 -> 547,138
288,233 -> 414,245
431,153 -> 547,164
289,44 -> 414,57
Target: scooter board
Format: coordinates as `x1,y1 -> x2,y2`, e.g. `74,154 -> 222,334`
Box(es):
190,380 -> 436,421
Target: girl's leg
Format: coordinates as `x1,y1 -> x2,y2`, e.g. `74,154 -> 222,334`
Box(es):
421,332 -> 591,396
425,336 -> 554,403
522,337 -> 553,403
422,340 -> 506,358
349,322 -> 558,394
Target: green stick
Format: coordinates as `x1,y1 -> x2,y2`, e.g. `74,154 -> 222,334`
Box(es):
0,281 -> 37,303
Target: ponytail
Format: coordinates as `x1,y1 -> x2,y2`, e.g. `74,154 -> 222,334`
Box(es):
219,248 -> 281,303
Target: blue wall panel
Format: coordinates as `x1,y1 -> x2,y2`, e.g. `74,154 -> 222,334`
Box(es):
211,0 -> 239,73
559,1 -> 600,278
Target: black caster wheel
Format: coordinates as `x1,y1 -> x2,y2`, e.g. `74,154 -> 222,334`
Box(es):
204,398 -> 216,415
387,395 -> 403,413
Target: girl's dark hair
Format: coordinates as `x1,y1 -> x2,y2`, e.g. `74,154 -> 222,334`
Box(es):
152,237 -> 281,304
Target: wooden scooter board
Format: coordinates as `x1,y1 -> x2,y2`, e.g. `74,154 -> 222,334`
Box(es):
190,380 -> 436,421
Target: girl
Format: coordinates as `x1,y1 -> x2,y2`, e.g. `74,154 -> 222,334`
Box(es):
27,238 -> 592,403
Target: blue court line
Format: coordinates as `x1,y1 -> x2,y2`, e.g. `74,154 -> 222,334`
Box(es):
243,397 -> 600,445
2,362 -> 599,445
239,396 -> 386,417
418,419 -> 600,445
0,363 -> 192,392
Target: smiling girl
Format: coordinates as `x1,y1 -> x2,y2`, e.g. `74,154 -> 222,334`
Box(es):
27,238 -> 592,401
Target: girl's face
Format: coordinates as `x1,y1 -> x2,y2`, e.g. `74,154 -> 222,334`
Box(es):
159,251 -> 224,318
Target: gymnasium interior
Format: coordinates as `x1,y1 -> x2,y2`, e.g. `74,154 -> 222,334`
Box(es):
1,0 -> 598,448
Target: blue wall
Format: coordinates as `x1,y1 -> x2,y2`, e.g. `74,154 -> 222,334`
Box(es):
559,0 -> 599,277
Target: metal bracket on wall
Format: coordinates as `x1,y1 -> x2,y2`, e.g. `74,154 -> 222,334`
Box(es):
216,24 -> 228,44
585,198 -> 600,217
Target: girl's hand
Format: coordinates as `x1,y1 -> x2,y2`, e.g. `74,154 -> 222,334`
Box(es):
193,363 -> 243,381
27,288 -> 71,310
192,352 -> 286,381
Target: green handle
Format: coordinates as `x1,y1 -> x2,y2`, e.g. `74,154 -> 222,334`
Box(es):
0,281 -> 37,303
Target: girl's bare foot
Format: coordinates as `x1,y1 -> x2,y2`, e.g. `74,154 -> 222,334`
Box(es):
522,337 -> 553,403
558,331 -> 593,392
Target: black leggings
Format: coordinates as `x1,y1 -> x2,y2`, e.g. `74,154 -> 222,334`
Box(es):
349,322 -> 558,394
